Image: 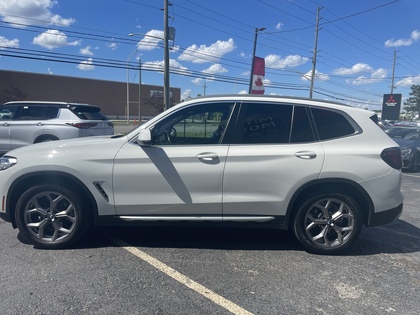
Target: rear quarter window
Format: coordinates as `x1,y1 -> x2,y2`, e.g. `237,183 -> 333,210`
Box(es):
311,107 -> 356,140
70,106 -> 108,120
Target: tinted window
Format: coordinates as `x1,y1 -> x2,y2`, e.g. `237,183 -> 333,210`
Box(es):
0,105 -> 18,120
290,106 -> 315,143
152,103 -> 234,145
240,103 -> 292,144
16,106 -> 46,120
311,108 -> 355,140
70,106 -> 107,120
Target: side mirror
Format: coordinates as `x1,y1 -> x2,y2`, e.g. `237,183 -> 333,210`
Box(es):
137,128 -> 152,146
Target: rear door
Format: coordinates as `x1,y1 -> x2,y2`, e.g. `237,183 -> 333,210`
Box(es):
10,105 -> 48,150
0,105 -> 19,153
222,102 -> 325,218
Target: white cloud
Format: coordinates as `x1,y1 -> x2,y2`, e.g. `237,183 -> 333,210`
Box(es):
77,58 -> 95,71
106,42 -> 118,50
333,63 -> 387,85
275,22 -> 283,31
0,0 -> 75,28
144,59 -> 188,73
0,36 -> 19,49
202,63 -> 227,74
396,74 -> 420,86
333,63 -> 373,75
192,78 -> 202,85
301,70 -> 329,82
80,46 -> 94,56
385,30 -> 420,48
181,89 -> 192,101
178,38 -> 235,64
136,30 -> 164,51
47,68 -> 53,74
265,54 -> 309,69
33,29 -> 80,49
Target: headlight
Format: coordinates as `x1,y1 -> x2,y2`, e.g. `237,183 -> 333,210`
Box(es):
0,156 -> 17,170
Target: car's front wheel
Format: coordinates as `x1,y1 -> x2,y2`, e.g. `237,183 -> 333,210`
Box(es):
293,192 -> 362,254
15,185 -> 90,249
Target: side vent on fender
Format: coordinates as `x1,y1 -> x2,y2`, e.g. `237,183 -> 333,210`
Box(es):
93,182 -> 109,202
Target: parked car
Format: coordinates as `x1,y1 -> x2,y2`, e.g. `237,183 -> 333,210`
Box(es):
387,127 -> 420,172
0,95 -> 403,254
0,101 -> 114,155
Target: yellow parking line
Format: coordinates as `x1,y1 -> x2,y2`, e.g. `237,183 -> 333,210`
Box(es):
110,237 -> 254,315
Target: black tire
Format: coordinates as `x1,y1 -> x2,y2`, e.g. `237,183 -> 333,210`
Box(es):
408,152 -> 420,172
15,185 -> 90,249
293,192 -> 363,255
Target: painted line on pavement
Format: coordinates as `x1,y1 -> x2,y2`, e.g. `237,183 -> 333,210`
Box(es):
110,237 -> 254,315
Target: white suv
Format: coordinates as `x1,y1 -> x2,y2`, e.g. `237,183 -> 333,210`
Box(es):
0,95 -> 403,254
0,101 -> 114,155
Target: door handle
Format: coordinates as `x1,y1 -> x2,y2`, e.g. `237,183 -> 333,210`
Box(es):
37,122 -> 44,126
196,152 -> 219,161
294,151 -> 317,159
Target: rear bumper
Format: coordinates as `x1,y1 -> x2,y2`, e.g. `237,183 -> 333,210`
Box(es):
367,203 -> 403,226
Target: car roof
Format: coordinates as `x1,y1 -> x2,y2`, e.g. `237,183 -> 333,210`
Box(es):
2,101 -> 100,109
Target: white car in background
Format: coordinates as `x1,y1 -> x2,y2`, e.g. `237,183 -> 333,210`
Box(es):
0,101 -> 114,155
0,95 -> 403,254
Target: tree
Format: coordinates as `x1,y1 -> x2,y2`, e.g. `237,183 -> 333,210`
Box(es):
0,86 -> 27,103
403,85 -> 420,119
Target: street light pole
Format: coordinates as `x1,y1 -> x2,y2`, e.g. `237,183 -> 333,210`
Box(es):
126,49 -> 138,123
163,0 -> 170,111
248,27 -> 266,94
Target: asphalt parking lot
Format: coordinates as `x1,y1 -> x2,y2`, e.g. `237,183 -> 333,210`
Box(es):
0,172 -> 419,315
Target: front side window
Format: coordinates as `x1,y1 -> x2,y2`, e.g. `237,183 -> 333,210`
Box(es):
151,102 -> 235,145
0,105 -> 18,120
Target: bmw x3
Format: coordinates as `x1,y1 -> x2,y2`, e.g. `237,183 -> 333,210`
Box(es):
0,95 -> 403,254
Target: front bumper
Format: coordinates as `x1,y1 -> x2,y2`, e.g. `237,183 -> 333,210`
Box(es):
367,203 -> 403,226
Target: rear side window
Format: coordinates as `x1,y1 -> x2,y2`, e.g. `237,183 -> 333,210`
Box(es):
311,108 -> 356,140
237,103 -> 314,144
70,106 -> 107,120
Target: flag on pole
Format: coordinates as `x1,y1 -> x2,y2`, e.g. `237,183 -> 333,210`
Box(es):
251,56 -> 265,94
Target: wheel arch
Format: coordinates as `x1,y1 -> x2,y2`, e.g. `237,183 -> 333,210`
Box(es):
33,134 -> 60,143
285,178 -> 374,228
7,171 -> 97,228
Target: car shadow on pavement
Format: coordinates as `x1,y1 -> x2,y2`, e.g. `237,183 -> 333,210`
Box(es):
65,217 -> 420,256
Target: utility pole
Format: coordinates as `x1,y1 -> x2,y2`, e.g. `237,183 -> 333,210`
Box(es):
203,82 -> 207,95
309,7 -> 321,99
163,0 -> 170,111
390,50 -> 397,94
138,59 -> 141,122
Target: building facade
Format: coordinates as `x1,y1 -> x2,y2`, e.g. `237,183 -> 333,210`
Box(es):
0,70 -> 181,119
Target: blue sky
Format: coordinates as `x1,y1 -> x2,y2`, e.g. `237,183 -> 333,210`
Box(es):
1,0 -> 420,110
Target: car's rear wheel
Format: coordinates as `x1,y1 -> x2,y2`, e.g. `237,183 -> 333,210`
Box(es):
15,185 -> 90,249
293,192 -> 362,255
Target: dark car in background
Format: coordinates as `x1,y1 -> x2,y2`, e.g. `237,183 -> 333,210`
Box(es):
0,101 -> 114,155
387,127 -> 420,172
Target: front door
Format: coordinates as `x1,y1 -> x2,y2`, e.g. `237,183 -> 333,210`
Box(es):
113,102 -> 236,217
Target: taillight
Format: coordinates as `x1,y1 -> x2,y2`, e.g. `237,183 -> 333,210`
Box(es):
381,147 -> 402,169
66,123 -> 97,129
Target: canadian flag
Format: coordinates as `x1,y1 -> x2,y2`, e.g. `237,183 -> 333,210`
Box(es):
251,56 -> 265,94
